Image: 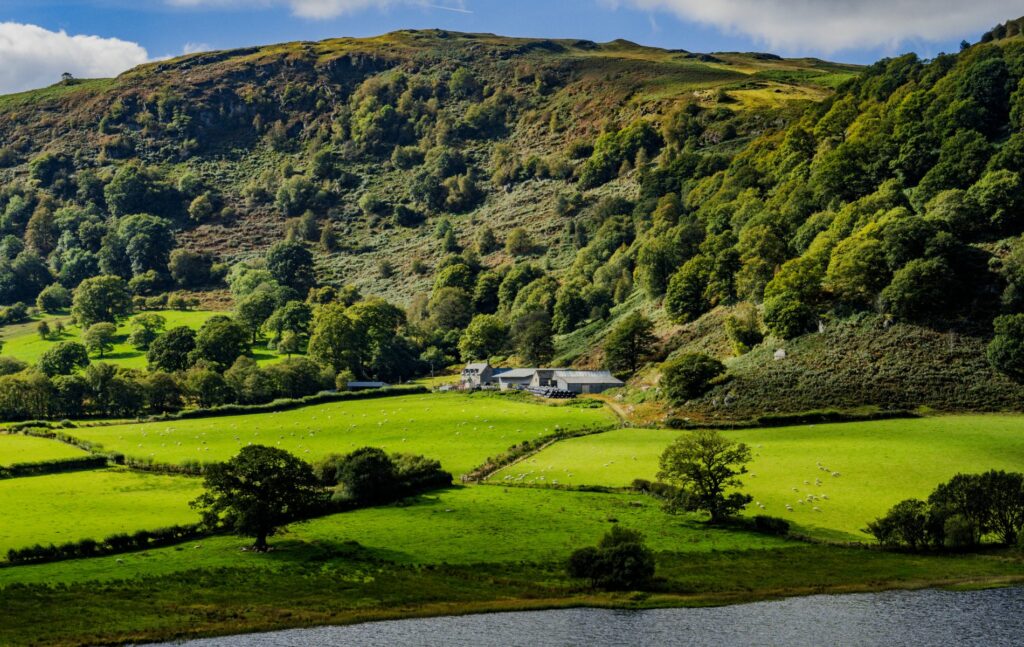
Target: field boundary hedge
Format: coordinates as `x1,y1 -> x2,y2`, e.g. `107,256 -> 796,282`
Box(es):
462,424 -> 617,483
18,428 -> 121,462
4,524 -> 204,566
0,455 -> 108,479
666,408 -> 920,430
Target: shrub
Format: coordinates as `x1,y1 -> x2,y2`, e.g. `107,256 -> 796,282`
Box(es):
566,526 -> 655,590
943,514 -> 977,549
661,353 -> 725,404
753,515 -> 791,536
36,284 -> 71,313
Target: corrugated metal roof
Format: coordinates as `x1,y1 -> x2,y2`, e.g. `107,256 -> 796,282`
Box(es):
553,370 -> 624,385
497,369 -> 539,379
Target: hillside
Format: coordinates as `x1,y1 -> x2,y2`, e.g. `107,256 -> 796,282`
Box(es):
0,31 -> 854,303
12,25 -> 1024,422
596,25 -> 1024,421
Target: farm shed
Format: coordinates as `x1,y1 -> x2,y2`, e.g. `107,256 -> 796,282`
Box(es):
496,369 -> 538,391
553,370 -> 624,394
347,381 -> 390,391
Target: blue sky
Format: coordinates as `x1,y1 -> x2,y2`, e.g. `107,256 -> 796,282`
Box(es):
0,1 -> 1017,94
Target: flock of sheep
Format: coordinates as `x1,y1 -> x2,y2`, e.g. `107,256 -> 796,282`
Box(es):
758,461 -> 841,514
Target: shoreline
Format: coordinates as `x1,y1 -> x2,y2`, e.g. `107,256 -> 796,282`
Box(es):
125,574 -> 1024,647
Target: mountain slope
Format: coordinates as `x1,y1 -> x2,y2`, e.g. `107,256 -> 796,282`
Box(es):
0,31 -> 856,305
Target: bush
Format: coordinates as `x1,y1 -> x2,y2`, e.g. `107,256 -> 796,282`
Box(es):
943,514 -> 977,549
6,523 -> 203,565
753,515 -> 791,536
36,284 -> 71,313
566,526 -> 655,590
661,354 -> 725,404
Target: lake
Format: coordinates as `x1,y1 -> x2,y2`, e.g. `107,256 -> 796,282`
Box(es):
153,586 -> 1023,646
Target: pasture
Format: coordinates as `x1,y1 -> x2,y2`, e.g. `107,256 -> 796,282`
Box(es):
2,310 -> 220,368
0,469 -> 202,555
0,485 -> 790,587
1,309 -> 301,369
63,393 -> 616,476
496,416 -> 1024,541
0,434 -> 88,466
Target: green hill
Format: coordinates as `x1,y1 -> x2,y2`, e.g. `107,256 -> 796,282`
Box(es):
9,24 -> 1024,421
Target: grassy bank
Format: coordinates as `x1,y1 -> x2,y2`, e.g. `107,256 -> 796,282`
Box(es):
0,540 -> 1020,646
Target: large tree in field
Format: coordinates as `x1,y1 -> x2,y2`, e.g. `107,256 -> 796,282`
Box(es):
603,312 -> 656,376
71,275 -> 131,328
83,322 -> 117,358
657,429 -> 753,523
191,445 -> 326,551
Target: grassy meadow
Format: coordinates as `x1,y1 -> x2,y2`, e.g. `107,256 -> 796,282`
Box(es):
0,309 -> 300,369
0,406 -> 1023,645
2,310 -> 219,368
0,433 -> 87,466
495,416 -> 1024,541
0,486 -> 790,588
63,393 -> 615,476
0,469 -> 202,554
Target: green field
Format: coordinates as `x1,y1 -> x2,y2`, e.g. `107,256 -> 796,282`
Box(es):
1,310 -> 221,368
0,486 -> 788,587
0,434 -> 87,466
0,309 -> 302,369
496,416 -> 1024,541
64,393 -> 616,476
0,469 -> 202,554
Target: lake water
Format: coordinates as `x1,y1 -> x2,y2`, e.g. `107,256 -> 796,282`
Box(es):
154,586 -> 1023,646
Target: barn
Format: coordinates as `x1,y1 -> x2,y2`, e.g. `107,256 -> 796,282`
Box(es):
553,370 -> 624,394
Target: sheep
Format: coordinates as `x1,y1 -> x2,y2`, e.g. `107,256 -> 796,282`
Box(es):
832,472 -> 841,477
812,507 -> 822,512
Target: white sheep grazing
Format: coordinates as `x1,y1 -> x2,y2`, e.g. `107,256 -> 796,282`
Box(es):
803,480 -> 810,485
832,472 -> 841,477
785,505 -> 794,511
812,507 -> 822,512
792,487 -> 799,492
821,494 -> 829,500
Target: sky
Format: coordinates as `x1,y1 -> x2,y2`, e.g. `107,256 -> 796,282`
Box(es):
0,0 -> 1019,94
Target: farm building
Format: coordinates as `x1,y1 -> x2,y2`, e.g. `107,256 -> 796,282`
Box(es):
461,362 -> 495,388
496,369 -> 538,391
530,368 -> 566,388
346,381 -> 389,391
553,370 -> 624,394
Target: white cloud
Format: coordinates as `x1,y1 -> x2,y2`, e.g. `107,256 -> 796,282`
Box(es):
607,0 -> 1015,53
0,22 -> 149,95
183,42 -> 213,55
167,0 -> 469,20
